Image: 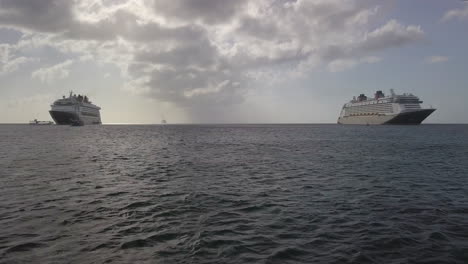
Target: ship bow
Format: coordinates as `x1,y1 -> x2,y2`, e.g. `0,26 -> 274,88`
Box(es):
384,109 -> 436,125
49,111 -> 80,125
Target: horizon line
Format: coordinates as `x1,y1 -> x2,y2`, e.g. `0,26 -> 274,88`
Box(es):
1,122 -> 468,125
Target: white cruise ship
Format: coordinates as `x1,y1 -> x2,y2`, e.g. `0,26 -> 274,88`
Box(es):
338,90 -> 435,125
49,92 -> 101,125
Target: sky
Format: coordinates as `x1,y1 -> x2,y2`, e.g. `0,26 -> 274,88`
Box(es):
0,0 -> 467,124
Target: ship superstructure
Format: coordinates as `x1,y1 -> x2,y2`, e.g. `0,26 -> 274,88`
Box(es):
338,90 -> 435,125
49,91 -> 101,125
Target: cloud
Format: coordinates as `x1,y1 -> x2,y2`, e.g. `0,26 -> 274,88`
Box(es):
0,0 -> 74,33
328,56 -> 381,72
425,56 -> 449,64
358,20 -> 424,52
327,59 -> 358,73
442,5 -> 468,22
1,56 -> 37,74
7,93 -> 55,108
361,56 -> 382,64
31,60 -> 73,83
153,0 -> 248,24
0,43 -> 38,74
0,0 -> 425,116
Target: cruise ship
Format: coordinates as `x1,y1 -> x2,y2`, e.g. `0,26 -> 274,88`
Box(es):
338,90 -> 435,125
49,92 -> 101,125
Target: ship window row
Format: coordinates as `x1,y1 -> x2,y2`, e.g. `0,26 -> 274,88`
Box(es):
347,105 -> 393,111
344,105 -> 393,115
81,105 -> 99,110
346,107 -> 393,112
81,112 -> 100,117
403,104 -> 421,108
350,104 -> 392,108
345,110 -> 392,115
348,102 -> 392,108
346,109 -> 393,113
347,100 -> 392,106
347,108 -> 393,113
396,99 -> 421,104
351,103 -> 392,107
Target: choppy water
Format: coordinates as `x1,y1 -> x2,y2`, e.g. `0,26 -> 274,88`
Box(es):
1,124 -> 468,264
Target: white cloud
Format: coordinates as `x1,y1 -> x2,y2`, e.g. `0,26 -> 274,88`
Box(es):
425,56 -> 449,64
361,56 -> 382,64
1,56 -> 37,74
0,43 -> 38,74
327,56 -> 381,72
0,44 -> 10,62
153,0 -> 248,24
7,93 -> 55,108
442,5 -> 468,22
355,20 -> 424,54
31,60 -> 73,84
328,59 -> 358,72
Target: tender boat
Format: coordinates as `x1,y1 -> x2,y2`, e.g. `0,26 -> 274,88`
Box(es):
29,119 -> 54,125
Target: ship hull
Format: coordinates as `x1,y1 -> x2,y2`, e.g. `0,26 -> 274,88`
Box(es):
49,111 -> 101,125
338,109 -> 435,125
384,109 -> 436,125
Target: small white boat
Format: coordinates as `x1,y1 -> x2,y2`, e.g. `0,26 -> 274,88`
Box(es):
29,119 -> 54,125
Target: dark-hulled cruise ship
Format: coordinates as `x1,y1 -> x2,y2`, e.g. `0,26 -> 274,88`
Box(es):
49,92 -> 101,125
338,90 -> 435,125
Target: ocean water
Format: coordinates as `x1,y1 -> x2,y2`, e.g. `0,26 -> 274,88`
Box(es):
1,124 -> 468,264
